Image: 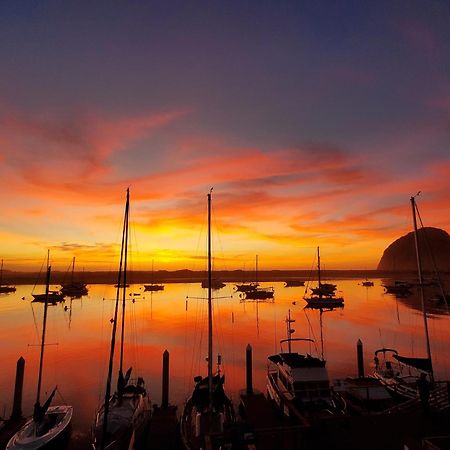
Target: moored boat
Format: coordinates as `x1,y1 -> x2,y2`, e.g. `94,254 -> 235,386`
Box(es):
60,257 -> 88,297
0,259 -> 16,293
92,189 -> 151,450
266,310 -> 345,421
304,248 -> 343,308
180,189 -> 235,449
7,265 -> 72,450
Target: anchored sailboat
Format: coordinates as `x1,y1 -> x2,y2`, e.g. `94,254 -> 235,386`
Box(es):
60,257 -> 88,297
0,259 -> 16,293
92,189 -> 151,450
304,247 -> 343,308
144,260 -> 164,291
244,255 -> 274,300
180,189 -> 235,449
7,265 -> 73,450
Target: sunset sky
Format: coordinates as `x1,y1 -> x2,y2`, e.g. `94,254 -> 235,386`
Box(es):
1,1 -> 449,271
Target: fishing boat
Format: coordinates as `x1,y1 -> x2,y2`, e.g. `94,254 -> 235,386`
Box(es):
60,257 -> 88,297
7,266 -> 73,450
266,310 -> 345,421
303,248 -> 343,308
92,189 -> 151,450
373,194 -> 446,403
0,259 -> 16,293
180,189 -> 235,450
244,255 -> 274,300
144,260 -> 164,291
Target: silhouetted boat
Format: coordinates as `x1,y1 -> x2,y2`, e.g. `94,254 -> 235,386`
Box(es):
144,260 -> 164,291
60,257 -> 88,297
201,279 -> 225,290
382,280 -> 412,296
373,195 -> 446,403
235,283 -> 259,292
361,279 -> 374,287
7,265 -> 73,450
32,292 -> 65,303
0,259 -> 16,293
244,255 -> 274,300
92,189 -> 151,450
284,279 -> 305,287
267,310 -> 345,420
180,189 -> 235,449
304,248 -> 343,308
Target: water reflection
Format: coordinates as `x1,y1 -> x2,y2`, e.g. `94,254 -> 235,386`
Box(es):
0,279 -> 449,449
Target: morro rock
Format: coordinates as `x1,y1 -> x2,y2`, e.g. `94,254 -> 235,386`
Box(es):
377,227 -> 450,272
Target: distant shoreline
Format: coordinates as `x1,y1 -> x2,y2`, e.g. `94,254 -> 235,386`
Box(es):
2,269 -> 448,285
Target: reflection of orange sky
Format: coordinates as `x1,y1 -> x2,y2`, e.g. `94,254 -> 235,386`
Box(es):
1,280 -> 450,436
1,108 -> 449,270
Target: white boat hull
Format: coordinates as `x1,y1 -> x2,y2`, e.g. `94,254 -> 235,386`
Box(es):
6,405 -> 72,450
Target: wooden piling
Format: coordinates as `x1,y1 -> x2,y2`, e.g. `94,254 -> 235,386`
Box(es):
357,339 -> 364,378
10,356 -> 25,421
162,349 -> 169,409
246,344 -> 253,395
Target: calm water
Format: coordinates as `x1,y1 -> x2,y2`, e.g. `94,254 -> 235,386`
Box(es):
1,280 -> 449,448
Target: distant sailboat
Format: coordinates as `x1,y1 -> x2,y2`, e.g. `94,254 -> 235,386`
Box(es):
180,189 -> 235,449
60,257 -> 88,297
7,265 -> 73,450
32,252 -> 65,303
92,189 -> 151,450
244,255 -> 274,300
0,259 -> 16,293
303,247 -> 343,308
144,260 -> 164,291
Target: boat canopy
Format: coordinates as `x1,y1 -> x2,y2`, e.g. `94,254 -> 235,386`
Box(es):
393,354 -> 432,373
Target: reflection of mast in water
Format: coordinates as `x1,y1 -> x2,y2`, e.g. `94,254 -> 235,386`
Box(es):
256,299 -> 260,337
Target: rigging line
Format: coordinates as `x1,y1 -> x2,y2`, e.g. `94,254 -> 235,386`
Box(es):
31,255 -> 46,294
415,205 -> 450,315
302,308 -> 320,357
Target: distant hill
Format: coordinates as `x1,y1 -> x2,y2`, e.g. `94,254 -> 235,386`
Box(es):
377,227 -> 450,272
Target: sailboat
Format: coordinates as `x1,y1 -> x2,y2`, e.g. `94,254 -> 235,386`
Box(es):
32,252 -> 65,303
180,189 -> 235,450
266,310 -> 345,420
243,255 -> 274,300
144,260 -> 164,291
303,247 -> 343,308
7,265 -> 73,450
60,257 -> 88,297
0,259 -> 16,293
92,189 -> 151,450
373,194 -> 444,402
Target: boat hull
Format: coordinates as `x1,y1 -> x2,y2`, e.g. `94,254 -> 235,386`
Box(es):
6,405 -> 72,450
92,391 -> 151,450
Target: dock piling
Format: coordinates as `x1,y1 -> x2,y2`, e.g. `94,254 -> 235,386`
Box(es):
357,339 -> 364,378
10,356 -> 25,421
162,349 -> 169,409
246,344 -> 253,395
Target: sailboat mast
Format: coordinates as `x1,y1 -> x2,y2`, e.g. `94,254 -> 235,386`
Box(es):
119,189 -> 130,374
207,189 -> 213,412
0,259 -> 3,285
287,310 -> 292,353
255,255 -> 258,284
411,195 -> 434,381
71,257 -> 75,285
101,190 -> 128,448
36,265 -> 51,405
317,247 -> 322,298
